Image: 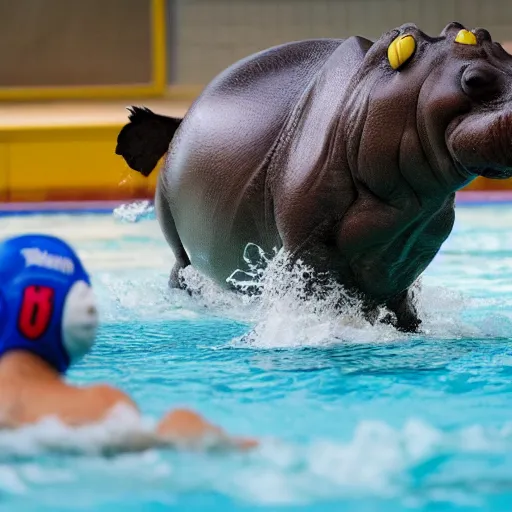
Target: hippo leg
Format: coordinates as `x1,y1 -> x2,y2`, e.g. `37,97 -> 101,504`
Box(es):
155,188 -> 190,290
288,240 -> 421,333
169,259 -> 190,289
382,289 -> 421,333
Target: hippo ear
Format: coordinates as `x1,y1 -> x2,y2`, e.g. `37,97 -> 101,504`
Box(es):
387,34 -> 416,70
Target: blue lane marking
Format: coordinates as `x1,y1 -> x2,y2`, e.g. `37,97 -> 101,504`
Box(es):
0,201 -> 154,217
456,202 -> 512,207
1,194 -> 512,217
0,208 -> 116,217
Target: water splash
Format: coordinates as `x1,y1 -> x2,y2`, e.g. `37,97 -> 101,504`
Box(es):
92,224 -> 509,348
2,414 -> 512,508
227,419 -> 512,506
138,244 -> 442,348
171,244 -> 481,348
226,243 -> 277,293
228,248 -> 376,347
113,201 -> 155,223
93,238 -> 500,348
0,405 -> 153,460
95,272 -> 201,323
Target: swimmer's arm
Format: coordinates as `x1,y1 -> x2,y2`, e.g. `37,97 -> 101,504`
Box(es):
9,384 -> 257,455
155,409 -> 258,451
86,387 -> 257,454
94,408 -> 258,455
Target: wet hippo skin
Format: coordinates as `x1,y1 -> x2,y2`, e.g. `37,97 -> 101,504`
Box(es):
115,22 -> 512,333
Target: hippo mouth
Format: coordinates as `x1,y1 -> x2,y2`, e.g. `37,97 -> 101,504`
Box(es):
452,159 -> 512,181
467,165 -> 512,179
446,110 -> 512,180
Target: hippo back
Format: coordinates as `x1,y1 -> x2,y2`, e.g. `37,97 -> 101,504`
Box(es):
159,37 -> 369,283
163,39 -> 347,191
174,38 -> 345,160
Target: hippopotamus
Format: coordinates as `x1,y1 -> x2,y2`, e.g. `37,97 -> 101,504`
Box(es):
115,22 -> 512,333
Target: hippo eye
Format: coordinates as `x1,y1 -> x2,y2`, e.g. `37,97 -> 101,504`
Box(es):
387,34 -> 416,70
455,29 -> 477,45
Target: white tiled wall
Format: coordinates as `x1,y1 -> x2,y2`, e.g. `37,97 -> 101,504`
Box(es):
170,0 -> 512,85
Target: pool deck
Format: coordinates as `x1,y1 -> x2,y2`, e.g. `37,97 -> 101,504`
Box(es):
0,98 -> 193,203
0,98 -> 191,128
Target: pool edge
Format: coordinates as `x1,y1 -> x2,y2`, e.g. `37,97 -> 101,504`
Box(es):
455,191 -> 512,205
0,199 -> 153,216
0,191 -> 512,216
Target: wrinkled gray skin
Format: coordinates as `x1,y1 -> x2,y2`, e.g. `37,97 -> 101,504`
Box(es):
116,22 -> 512,332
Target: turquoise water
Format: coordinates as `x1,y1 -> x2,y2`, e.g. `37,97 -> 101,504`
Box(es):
2,202 -> 512,511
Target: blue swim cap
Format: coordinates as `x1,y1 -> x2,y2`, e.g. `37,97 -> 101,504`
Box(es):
0,234 -> 98,373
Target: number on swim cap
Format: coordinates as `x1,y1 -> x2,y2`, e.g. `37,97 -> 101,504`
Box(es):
17,285 -> 55,341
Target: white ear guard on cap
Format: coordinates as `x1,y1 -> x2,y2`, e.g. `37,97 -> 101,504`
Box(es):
61,280 -> 99,364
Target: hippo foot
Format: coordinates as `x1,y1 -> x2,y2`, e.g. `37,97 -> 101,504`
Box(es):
395,315 -> 422,333
168,261 -> 190,292
380,313 -> 422,333
369,288 -> 422,333
362,288 -> 422,333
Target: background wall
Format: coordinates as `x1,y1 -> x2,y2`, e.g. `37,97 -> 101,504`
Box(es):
0,0 -> 510,201
2,0 -> 510,93
0,0 -> 153,89
169,0 -> 512,86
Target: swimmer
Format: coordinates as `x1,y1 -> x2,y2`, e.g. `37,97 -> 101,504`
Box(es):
0,234 -> 257,453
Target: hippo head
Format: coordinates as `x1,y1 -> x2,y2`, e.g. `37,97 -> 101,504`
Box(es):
354,22 -> 512,193
441,25 -> 512,180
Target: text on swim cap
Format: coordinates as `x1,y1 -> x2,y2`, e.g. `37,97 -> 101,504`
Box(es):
21,247 -> 75,275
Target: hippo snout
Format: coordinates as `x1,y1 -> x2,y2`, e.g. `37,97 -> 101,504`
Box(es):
448,109 -> 512,179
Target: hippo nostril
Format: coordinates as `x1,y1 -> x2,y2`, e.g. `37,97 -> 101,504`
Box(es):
465,72 -> 492,89
461,66 -> 502,100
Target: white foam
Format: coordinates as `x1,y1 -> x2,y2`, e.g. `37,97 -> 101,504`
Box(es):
170,247 -> 491,348
0,413 -> 510,505
83,236 -> 504,347
4,211 -> 509,346
112,201 -> 155,223
208,419 -> 512,505
0,404 -> 154,459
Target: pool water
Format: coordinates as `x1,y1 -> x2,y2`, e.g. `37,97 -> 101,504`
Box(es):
2,201 -> 512,511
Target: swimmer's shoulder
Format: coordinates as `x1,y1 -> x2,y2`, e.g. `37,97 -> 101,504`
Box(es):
9,381 -> 139,427
30,382 -> 140,426
80,383 -> 139,416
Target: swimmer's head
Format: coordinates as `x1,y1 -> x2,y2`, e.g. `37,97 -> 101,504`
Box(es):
0,234 -> 98,373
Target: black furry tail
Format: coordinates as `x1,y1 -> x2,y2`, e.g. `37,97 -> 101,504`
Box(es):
115,106 -> 182,177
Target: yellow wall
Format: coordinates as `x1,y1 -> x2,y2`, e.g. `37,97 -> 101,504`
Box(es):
0,124 -> 159,202
463,177 -> 512,191
0,120 -> 508,203
0,143 -> 8,201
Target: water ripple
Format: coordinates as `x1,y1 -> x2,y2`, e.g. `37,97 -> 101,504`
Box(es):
3,206 -> 512,511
